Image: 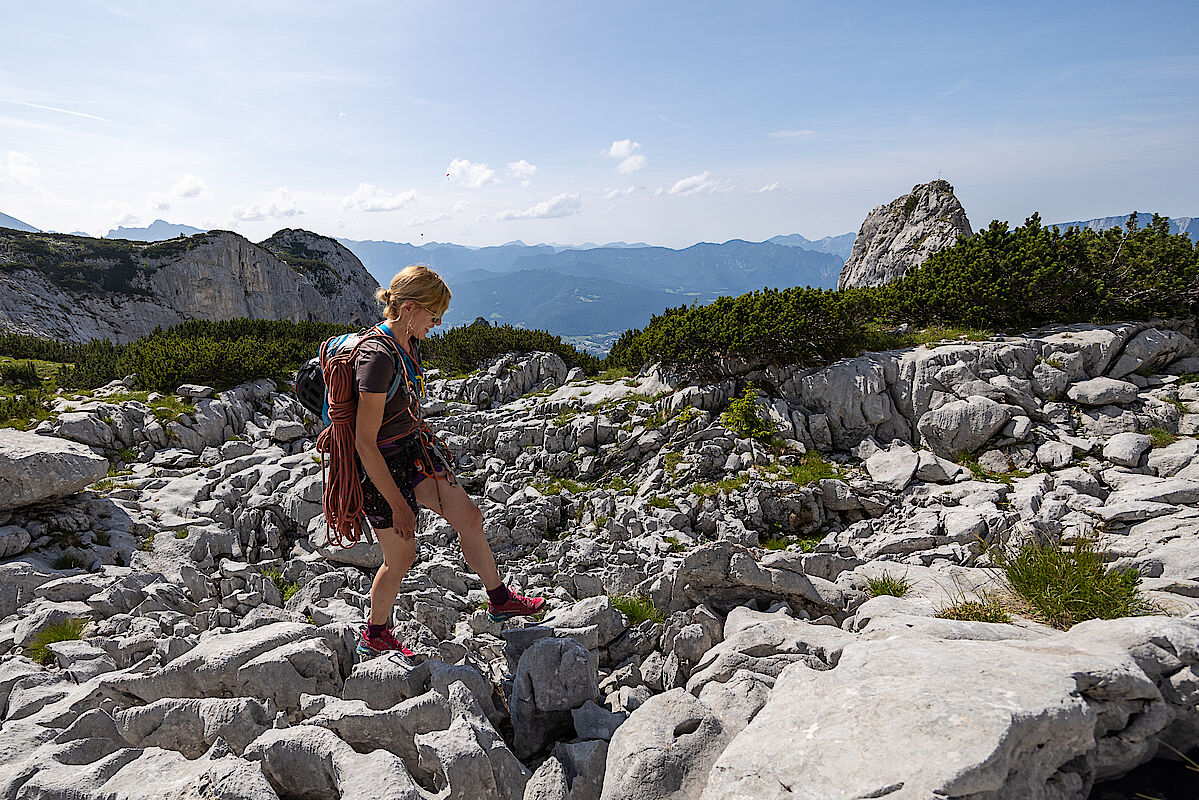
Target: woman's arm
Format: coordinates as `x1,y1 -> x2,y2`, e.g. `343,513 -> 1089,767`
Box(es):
355,391 -> 417,537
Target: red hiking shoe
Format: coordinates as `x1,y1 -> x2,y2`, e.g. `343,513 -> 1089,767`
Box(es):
356,626 -> 415,660
488,590 -> 546,623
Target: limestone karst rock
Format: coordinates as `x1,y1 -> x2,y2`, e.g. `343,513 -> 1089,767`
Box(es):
838,179 -> 973,289
0,228 -> 379,342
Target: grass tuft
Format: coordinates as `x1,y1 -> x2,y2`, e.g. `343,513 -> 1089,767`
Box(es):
609,593 -> 665,625
1146,427 -> 1178,449
866,572 -> 914,598
995,538 -> 1154,629
26,617 -> 89,664
936,593 -> 1011,623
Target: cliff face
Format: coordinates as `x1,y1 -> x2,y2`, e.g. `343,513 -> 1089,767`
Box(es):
0,228 -> 379,343
838,180 -> 973,289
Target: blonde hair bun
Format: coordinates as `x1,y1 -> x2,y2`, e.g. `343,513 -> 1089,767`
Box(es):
379,265 -> 451,321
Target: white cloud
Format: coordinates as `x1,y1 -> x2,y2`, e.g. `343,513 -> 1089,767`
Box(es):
408,200 -> 469,227
495,192 -> 581,221
148,173 -> 209,212
606,139 -> 647,173
506,159 -> 537,187
230,188 -> 303,221
664,171 -> 717,197
446,158 -> 496,188
767,129 -> 817,139
340,182 -> 418,212
0,151 -> 43,189
603,185 -> 638,200
754,182 -> 780,193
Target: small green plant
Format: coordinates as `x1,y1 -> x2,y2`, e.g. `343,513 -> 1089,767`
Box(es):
604,475 -> 633,492
532,477 -> 593,495
866,572 -> 914,598
648,495 -> 675,510
765,452 -> 841,486
720,383 -> 777,442
26,617 -> 89,664
1178,372 -> 1199,385
174,527 -> 190,539
761,535 -> 791,550
118,447 -> 137,463
609,594 -> 664,624
995,538 -> 1154,630
936,593 -> 1011,623
661,451 -> 684,474
594,515 -> 608,528
90,479 -> 116,492
138,531 -> 156,553
553,409 -> 579,426
664,535 -> 685,553
692,472 -> 751,498
672,406 -> 703,426
1147,427 -> 1178,449
643,413 -> 666,430
1163,396 -> 1188,414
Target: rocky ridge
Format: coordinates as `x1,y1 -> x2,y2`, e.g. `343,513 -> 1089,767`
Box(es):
1,319 -> 1198,798
0,228 -> 379,343
838,179 -> 974,289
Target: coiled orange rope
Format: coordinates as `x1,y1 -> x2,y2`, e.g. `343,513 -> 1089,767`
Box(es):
314,335 -> 371,548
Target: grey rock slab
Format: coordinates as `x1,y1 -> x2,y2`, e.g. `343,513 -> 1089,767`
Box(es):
1103,431 -> 1152,467
544,595 -> 628,647
600,688 -> 732,800
1106,475 -> 1199,506
1036,439 -> 1075,468
701,631 -> 1167,800
0,429 -> 109,511
0,524 -> 30,559
916,395 -> 1011,457
695,668 -> 774,739
1067,376 -> 1140,406
114,696 -> 276,757
99,621 -> 321,707
686,608 -> 855,696
865,443 -> 919,491
913,449 -> 966,482
245,725 -> 425,800
553,738 -> 608,800
1107,328 -> 1194,379
571,699 -> 628,741
1092,500 -> 1180,524
1148,437 -> 1199,477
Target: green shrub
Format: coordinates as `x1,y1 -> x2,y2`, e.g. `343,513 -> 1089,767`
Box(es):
935,593 -> 1011,623
996,538 -> 1154,629
720,383 -> 776,442
0,359 -> 40,387
609,594 -> 664,624
648,495 -> 674,509
26,617 -> 89,664
866,572 -> 913,598
761,535 -> 790,550
0,385 -> 51,430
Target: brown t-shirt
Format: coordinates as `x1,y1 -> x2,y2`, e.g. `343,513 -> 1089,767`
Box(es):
353,333 -> 422,446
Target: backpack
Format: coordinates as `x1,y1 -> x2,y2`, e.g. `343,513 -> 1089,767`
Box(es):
295,322 -> 405,424
299,322 -> 413,548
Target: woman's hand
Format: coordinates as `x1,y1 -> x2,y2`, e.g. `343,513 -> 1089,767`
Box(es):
391,497 -> 417,539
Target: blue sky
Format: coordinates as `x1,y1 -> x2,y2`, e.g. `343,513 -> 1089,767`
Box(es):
1,0 -> 1195,247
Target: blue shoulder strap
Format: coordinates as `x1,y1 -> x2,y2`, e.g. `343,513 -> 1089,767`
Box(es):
376,322 -> 406,402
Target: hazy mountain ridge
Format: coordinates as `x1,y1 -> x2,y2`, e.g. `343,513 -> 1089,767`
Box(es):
0,212 -> 39,232
106,219 -> 206,241
1049,213 -> 1197,241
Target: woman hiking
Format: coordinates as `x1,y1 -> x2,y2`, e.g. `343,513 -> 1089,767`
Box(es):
351,264 -> 544,659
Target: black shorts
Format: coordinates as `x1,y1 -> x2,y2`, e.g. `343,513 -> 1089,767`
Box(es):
360,430 -> 455,529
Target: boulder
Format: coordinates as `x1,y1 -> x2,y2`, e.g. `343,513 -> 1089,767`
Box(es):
1107,328 -> 1194,379
114,696 -> 276,757
601,688 -> 732,800
916,395 -> 1011,457
865,443 -> 919,491
0,429 -> 109,511
1103,432 -> 1152,467
1067,377 -> 1140,406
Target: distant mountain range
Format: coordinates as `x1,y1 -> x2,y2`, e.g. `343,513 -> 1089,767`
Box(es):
106,219 -> 206,241
1049,213 -> 1197,241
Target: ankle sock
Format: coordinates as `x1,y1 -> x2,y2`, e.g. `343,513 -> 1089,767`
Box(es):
487,584 -> 511,606
366,623 -> 389,638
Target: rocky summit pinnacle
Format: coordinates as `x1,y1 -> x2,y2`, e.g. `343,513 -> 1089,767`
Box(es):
838,179 -> 973,290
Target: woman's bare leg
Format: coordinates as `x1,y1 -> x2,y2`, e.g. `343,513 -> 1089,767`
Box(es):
413,475 -> 502,589
368,527 -> 416,625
